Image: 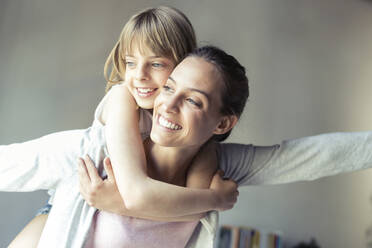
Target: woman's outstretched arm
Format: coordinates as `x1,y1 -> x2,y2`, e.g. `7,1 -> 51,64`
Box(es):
0,128 -> 90,192
218,131 -> 372,186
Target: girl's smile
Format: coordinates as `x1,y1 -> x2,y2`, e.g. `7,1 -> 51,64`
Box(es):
124,46 -> 175,109
135,87 -> 158,98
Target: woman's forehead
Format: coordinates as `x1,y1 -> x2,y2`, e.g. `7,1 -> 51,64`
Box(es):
171,57 -> 224,95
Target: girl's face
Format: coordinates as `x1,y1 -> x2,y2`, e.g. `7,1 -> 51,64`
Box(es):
151,56 -> 227,148
124,46 -> 176,109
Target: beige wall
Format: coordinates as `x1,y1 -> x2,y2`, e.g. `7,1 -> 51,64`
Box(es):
1,0 -> 372,247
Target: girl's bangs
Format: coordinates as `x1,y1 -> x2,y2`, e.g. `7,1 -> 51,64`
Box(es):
122,26 -> 173,59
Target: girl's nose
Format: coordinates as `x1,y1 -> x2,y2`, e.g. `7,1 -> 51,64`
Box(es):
135,64 -> 149,81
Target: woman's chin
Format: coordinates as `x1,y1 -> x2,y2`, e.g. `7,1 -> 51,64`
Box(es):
150,132 -> 179,147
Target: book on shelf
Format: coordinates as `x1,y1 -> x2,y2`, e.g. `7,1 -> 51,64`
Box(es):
238,227 -> 253,248
216,225 -> 281,248
217,225 -> 240,248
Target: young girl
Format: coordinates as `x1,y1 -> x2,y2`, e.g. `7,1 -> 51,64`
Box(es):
4,6 -> 237,248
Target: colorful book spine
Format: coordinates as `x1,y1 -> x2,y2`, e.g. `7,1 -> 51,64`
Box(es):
217,225 -> 281,248
218,226 -> 232,248
238,227 -> 253,248
251,230 -> 260,248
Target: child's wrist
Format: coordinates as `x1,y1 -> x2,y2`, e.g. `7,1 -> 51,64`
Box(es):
210,189 -> 221,211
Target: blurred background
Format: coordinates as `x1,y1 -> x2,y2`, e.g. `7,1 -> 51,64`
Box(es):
1,0 -> 372,247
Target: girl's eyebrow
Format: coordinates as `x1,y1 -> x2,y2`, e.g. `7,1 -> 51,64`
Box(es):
125,55 -> 163,59
168,76 -> 210,100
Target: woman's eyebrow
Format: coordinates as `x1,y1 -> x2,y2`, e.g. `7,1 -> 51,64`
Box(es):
168,76 -> 210,100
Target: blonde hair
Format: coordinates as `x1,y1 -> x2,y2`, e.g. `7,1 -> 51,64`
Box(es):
104,6 -> 197,92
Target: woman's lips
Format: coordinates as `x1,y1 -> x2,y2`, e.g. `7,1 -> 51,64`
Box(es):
157,114 -> 182,131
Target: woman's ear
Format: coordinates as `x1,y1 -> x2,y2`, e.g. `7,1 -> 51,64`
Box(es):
213,115 -> 238,135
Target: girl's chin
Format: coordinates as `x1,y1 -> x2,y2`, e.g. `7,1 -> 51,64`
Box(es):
136,100 -> 155,109
134,93 -> 159,109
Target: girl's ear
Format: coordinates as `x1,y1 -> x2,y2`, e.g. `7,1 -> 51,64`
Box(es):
213,115 -> 238,135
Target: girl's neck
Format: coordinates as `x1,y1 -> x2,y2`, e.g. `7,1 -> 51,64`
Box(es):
144,139 -> 200,186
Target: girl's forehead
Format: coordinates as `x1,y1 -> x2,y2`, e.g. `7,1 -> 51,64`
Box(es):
125,42 -> 156,56
123,35 -> 169,58
124,44 -> 175,63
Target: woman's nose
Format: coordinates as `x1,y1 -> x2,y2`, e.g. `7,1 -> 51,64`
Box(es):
163,96 -> 179,113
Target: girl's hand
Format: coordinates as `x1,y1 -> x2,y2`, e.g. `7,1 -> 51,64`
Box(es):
77,155 -> 126,214
77,157 -> 206,222
209,170 -> 239,211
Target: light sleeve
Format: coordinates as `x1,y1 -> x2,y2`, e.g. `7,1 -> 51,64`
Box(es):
0,128 -> 93,192
218,131 -> 372,186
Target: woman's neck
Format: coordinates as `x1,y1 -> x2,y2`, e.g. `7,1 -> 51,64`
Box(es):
144,139 -> 201,186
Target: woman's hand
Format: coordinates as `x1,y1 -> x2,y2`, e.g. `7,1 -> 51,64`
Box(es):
77,155 -> 126,214
209,170 -> 239,211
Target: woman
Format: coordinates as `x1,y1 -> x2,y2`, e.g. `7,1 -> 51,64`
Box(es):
78,46 -> 372,247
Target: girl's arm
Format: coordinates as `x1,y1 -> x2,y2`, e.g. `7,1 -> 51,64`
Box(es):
104,84 -> 236,217
78,156 -> 237,222
186,140 -> 219,189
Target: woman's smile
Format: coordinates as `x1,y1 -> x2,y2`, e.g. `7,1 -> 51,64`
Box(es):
150,56 -> 225,148
157,114 -> 183,131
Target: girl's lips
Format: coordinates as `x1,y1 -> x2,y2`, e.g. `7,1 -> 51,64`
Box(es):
136,87 -> 157,98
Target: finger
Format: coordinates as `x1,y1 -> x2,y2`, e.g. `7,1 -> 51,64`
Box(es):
212,172 -> 223,183
77,157 -> 91,185
84,154 -> 102,185
227,179 -> 238,188
103,157 -> 115,182
217,170 -> 225,177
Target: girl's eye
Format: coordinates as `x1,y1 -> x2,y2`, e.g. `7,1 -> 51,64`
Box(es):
152,63 -> 164,68
125,61 -> 135,67
186,98 -> 202,107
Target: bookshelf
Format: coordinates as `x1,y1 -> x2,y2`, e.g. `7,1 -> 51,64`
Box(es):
216,225 -> 282,248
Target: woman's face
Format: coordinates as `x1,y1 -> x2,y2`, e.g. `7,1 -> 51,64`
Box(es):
124,46 -> 176,109
151,56 -> 226,148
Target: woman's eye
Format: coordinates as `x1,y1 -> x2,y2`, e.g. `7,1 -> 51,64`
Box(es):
186,98 -> 202,107
162,85 -> 173,92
